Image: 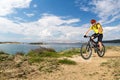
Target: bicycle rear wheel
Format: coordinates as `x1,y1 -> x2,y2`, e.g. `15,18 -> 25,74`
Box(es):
80,43 -> 92,60
97,44 -> 105,57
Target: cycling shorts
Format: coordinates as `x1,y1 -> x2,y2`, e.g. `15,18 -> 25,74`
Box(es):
92,33 -> 103,42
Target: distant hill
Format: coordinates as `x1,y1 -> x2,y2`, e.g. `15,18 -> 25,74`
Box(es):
0,42 -> 21,44
29,42 -> 45,45
103,39 -> 120,43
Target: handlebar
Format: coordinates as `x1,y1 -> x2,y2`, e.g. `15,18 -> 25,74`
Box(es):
84,36 -> 91,38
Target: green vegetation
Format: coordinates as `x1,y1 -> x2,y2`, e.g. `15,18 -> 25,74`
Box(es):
59,48 -> 80,57
0,51 -> 10,61
0,46 -> 120,80
27,47 -> 59,63
25,47 -> 78,73
0,51 -> 7,54
38,58 -> 60,73
27,47 -> 80,63
59,59 -> 77,65
28,57 -> 45,64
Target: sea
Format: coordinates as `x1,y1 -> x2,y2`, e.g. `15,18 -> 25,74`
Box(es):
0,43 -> 120,54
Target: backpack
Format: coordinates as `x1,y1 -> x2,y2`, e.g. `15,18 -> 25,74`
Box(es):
96,23 -> 103,33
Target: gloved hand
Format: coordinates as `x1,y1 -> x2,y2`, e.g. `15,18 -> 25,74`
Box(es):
84,35 -> 87,38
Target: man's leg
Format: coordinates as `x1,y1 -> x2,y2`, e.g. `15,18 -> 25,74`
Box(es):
98,34 -> 103,51
98,41 -> 102,51
91,33 -> 97,43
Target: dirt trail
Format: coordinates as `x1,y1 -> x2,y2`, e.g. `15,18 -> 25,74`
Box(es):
34,47 -> 120,80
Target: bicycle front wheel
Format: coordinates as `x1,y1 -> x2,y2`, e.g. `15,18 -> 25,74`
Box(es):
80,43 -> 92,60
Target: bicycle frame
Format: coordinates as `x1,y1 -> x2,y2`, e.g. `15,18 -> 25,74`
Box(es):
86,36 -> 99,52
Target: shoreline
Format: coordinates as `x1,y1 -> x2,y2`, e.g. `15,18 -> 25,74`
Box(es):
0,43 -> 120,54
0,46 -> 120,80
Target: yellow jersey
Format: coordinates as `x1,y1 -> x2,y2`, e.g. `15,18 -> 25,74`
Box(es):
90,23 -> 103,34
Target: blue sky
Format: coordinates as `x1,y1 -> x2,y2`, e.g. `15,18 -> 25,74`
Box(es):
0,0 -> 120,42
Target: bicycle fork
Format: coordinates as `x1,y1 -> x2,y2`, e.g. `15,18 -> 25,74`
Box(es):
94,47 -> 97,53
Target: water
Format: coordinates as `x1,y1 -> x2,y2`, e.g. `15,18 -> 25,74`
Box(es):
44,43 -> 82,52
0,43 -> 120,54
0,44 -> 41,54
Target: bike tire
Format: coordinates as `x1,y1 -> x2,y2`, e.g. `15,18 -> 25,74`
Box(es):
97,44 -> 105,57
80,43 -> 92,60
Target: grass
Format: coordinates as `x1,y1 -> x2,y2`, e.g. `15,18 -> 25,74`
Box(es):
59,59 -> 77,65
110,59 -> 120,80
0,51 -> 8,55
27,47 -> 80,63
28,57 -> 44,64
27,47 -> 61,63
38,58 -> 60,73
106,46 -> 120,51
100,58 -> 120,80
0,51 -> 9,61
27,47 -> 59,57
59,48 -> 80,57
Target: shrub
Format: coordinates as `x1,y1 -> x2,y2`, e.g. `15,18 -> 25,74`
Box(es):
0,51 -> 8,55
31,47 -> 56,53
0,51 -> 9,61
28,57 -> 44,64
27,47 -> 60,58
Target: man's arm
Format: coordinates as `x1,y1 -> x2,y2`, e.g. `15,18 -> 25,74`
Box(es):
84,29 -> 91,36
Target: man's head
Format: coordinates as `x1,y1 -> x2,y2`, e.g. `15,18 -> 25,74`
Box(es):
90,19 -> 96,24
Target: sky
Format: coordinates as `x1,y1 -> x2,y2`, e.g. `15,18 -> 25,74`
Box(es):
0,0 -> 120,42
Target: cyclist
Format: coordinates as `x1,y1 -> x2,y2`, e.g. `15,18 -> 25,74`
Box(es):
84,19 -> 103,51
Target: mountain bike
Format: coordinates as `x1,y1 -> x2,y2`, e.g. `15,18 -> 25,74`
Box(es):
80,36 -> 105,60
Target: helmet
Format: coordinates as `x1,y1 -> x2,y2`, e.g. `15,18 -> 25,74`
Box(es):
90,19 -> 96,24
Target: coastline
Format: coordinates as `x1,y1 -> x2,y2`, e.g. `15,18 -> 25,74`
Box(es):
0,46 -> 120,80
0,42 -> 120,54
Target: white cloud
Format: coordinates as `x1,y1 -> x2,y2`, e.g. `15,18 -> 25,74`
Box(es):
103,26 -> 120,40
0,0 -> 32,16
75,0 -> 120,24
38,14 -> 80,27
92,0 -> 120,24
0,14 -> 83,42
0,13 -> 120,42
